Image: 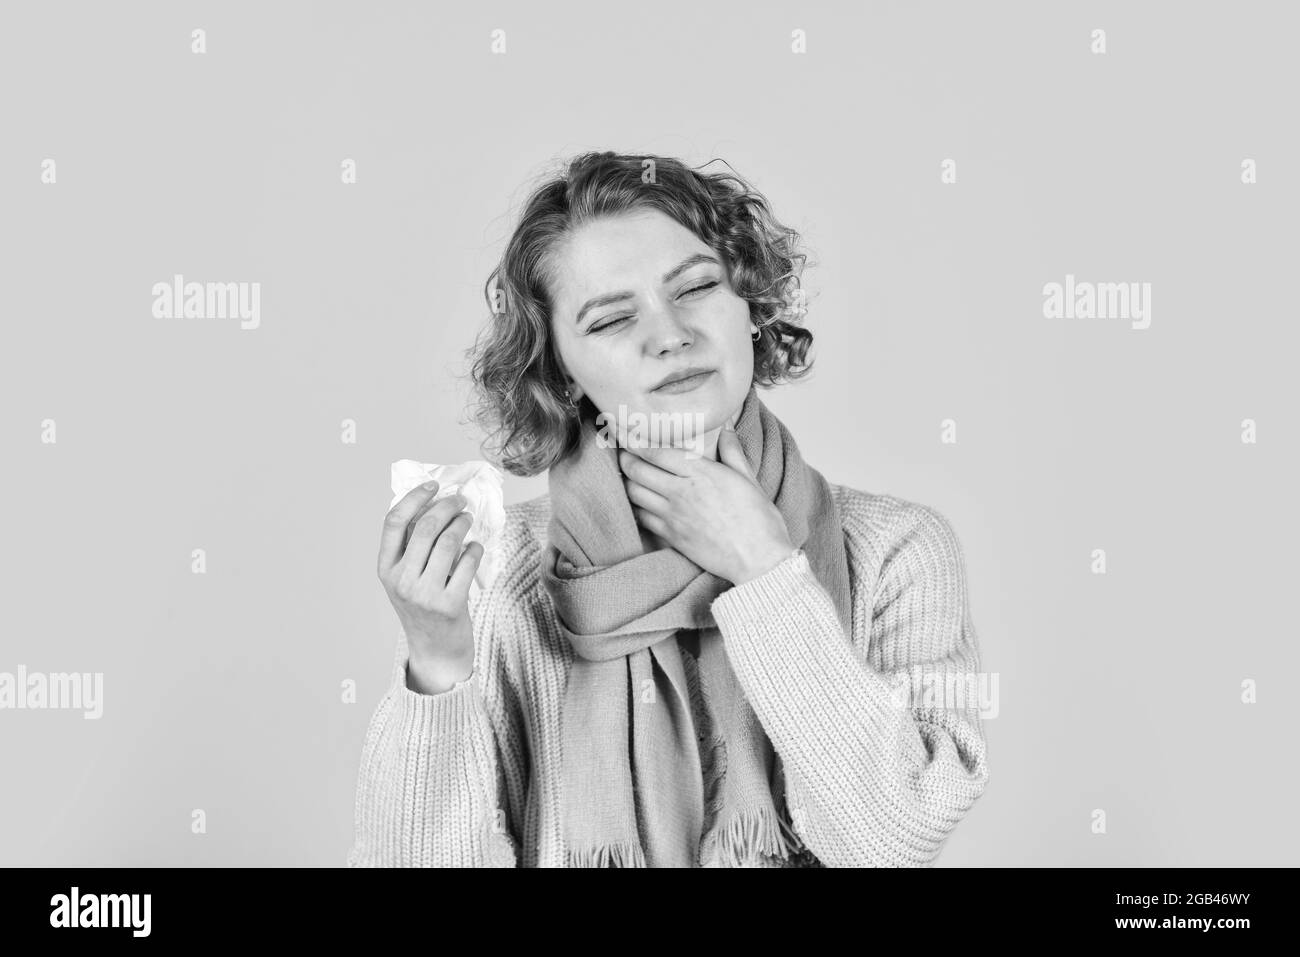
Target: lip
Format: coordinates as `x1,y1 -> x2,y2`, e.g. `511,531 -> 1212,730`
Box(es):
651,366 -> 715,393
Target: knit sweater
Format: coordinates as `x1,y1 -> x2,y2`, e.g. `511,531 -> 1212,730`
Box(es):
347,484 -> 990,867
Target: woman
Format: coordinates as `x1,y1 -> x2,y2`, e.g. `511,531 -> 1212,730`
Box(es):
349,152 -> 990,867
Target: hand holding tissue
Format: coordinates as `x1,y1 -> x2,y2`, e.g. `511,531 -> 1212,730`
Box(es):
389,459 -> 506,598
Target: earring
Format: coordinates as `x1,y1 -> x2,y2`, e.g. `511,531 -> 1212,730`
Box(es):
563,388 -> 579,413
751,324 -> 761,342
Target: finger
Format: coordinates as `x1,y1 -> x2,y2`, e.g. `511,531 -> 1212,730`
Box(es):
631,505 -> 668,539
623,473 -> 669,516
400,490 -> 452,554
393,496 -> 467,589
417,509 -> 475,594
618,448 -> 679,496
443,540 -> 484,606
378,481 -> 441,577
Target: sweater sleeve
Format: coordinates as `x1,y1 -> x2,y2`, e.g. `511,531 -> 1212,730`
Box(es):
346,593 -> 529,867
709,501 -> 990,867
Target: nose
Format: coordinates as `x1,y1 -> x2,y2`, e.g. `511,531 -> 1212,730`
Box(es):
645,301 -> 694,356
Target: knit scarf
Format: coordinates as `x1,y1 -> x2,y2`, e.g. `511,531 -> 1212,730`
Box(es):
540,381 -> 852,867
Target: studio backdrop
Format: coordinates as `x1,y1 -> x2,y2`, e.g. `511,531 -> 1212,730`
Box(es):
1,0 -> 1296,867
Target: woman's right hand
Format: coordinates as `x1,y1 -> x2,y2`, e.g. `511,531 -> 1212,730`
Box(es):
377,481 -> 484,694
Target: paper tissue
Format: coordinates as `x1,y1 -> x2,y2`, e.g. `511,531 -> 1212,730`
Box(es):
389,459 -> 506,597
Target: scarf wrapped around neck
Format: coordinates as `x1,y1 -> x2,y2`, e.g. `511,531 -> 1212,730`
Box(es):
540,381 -> 852,867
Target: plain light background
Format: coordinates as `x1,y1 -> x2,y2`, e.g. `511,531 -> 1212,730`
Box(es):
2,0 -> 1296,866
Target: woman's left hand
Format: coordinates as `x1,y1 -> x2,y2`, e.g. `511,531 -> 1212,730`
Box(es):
618,420 -> 796,586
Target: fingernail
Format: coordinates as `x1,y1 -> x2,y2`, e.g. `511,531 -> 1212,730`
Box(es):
422,480 -> 438,490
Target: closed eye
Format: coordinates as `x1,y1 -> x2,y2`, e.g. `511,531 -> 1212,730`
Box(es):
589,281 -> 719,333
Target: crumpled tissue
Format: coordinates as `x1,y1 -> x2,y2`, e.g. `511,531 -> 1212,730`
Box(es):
389,459 -> 506,597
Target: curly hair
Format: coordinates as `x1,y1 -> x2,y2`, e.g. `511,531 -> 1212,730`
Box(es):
463,151 -> 817,478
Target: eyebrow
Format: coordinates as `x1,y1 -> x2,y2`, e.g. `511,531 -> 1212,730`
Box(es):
574,253 -> 721,326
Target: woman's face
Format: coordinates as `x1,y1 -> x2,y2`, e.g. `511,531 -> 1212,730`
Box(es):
546,208 -> 755,448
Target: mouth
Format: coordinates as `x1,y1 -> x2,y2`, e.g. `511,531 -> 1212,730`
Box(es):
651,368 -> 715,393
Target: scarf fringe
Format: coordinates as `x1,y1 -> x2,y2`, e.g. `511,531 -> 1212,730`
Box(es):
777,804 -> 810,856
701,806 -> 797,868
565,841 -> 647,868
565,813 -> 806,868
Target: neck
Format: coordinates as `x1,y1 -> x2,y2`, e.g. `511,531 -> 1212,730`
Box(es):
680,425 -> 723,462
613,423 -> 725,461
